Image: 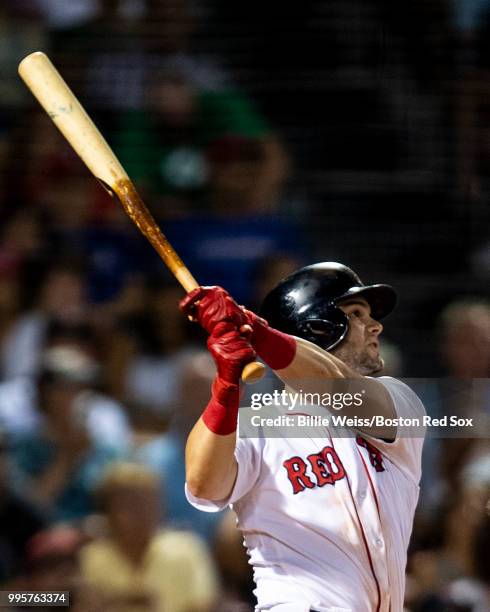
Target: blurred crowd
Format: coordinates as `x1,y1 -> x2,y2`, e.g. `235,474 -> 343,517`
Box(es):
0,1 -> 488,611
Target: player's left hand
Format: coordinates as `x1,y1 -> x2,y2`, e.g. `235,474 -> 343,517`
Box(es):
207,321 -> 256,383
180,286 -> 251,335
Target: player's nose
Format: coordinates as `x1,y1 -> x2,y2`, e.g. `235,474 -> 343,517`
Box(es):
367,317 -> 383,336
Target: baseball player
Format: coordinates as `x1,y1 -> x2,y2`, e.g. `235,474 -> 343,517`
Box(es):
181,262 -> 426,612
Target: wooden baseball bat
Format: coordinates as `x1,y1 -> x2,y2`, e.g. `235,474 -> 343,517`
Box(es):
18,51 -> 265,384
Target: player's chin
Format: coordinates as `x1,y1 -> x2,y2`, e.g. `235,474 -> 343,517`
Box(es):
370,357 -> 384,375
360,354 -> 384,376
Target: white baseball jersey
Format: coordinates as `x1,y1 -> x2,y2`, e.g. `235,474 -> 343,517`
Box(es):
186,338 -> 426,612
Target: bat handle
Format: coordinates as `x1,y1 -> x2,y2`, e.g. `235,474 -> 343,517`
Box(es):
242,361 -> 266,384
182,278 -> 265,385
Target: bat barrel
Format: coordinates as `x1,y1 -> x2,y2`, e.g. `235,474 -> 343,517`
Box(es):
18,51 -> 128,187
18,51 -> 264,384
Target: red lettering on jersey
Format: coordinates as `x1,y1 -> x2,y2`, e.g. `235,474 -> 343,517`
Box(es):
307,451 -> 334,486
307,446 -> 346,486
356,436 -> 385,472
283,456 -> 315,494
322,446 -> 346,482
284,447 -> 346,493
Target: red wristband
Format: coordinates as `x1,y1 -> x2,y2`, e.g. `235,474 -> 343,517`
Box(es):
202,377 -> 240,435
252,320 -> 296,370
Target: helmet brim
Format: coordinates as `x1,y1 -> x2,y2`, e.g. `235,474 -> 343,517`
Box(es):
335,284 -> 397,320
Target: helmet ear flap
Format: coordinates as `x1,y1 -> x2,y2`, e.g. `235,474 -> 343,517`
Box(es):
296,308 -> 349,351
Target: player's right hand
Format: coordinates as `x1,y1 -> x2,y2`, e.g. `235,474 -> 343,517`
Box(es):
207,321 -> 256,383
180,286 -> 251,335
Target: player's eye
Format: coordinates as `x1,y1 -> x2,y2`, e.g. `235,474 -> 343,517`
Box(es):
349,307 -> 370,319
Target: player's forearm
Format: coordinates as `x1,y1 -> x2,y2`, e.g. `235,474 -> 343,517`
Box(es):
249,313 -> 356,378
276,336 -> 351,380
185,418 -> 238,501
178,292 -> 253,501
249,315 -> 297,369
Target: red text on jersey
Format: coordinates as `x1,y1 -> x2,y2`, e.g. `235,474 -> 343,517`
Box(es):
283,446 -> 346,494
356,436 -> 385,472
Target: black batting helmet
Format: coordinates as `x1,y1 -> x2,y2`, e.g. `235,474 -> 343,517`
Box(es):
260,262 -> 397,351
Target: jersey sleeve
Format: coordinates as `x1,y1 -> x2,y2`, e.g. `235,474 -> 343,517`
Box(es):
185,432 -> 262,512
362,377 -> 426,485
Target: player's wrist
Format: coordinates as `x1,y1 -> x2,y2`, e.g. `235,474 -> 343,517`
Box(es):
211,375 -> 240,404
247,310 -> 296,370
202,376 -> 240,435
214,363 -> 244,385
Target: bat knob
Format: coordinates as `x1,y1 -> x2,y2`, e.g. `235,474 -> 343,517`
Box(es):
239,324 -> 253,337
241,361 -> 266,384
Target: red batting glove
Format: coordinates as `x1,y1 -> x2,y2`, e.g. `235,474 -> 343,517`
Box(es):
202,321 -> 256,435
242,308 -> 296,370
180,286 -> 250,335
179,285 -> 296,371
208,321 -> 255,384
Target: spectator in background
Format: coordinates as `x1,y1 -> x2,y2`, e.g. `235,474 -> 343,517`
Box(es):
418,299 -> 490,512
7,105 -> 147,315
433,298 -> 489,515
439,298 -> 490,378
405,297 -> 490,609
454,0 -> 490,209
140,0 -> 230,91
213,510 -> 255,611
0,210 -> 46,285
135,350 -> 222,541
49,0 -> 139,118
0,113 -> 11,212
6,344 -> 127,523
0,5 -> 47,112
452,0 -> 490,37
8,108 -> 87,209
114,70 -> 296,304
13,525 -> 105,611
406,477 -> 489,611
49,0 -> 230,119
107,282 -> 198,415
162,213 -> 302,305
250,254 -> 306,309
0,429 -> 46,584
75,201 -> 144,309
0,261 -> 87,380
0,329 -> 131,446
0,208 -> 48,349
80,462 -> 219,612
21,525 -> 84,587
114,65 -> 288,215
21,117 -> 145,309
445,512 -> 490,612
36,0 -> 97,29
0,295 -> 21,367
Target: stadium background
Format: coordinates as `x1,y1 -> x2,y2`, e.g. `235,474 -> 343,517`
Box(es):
0,2 -> 488,611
